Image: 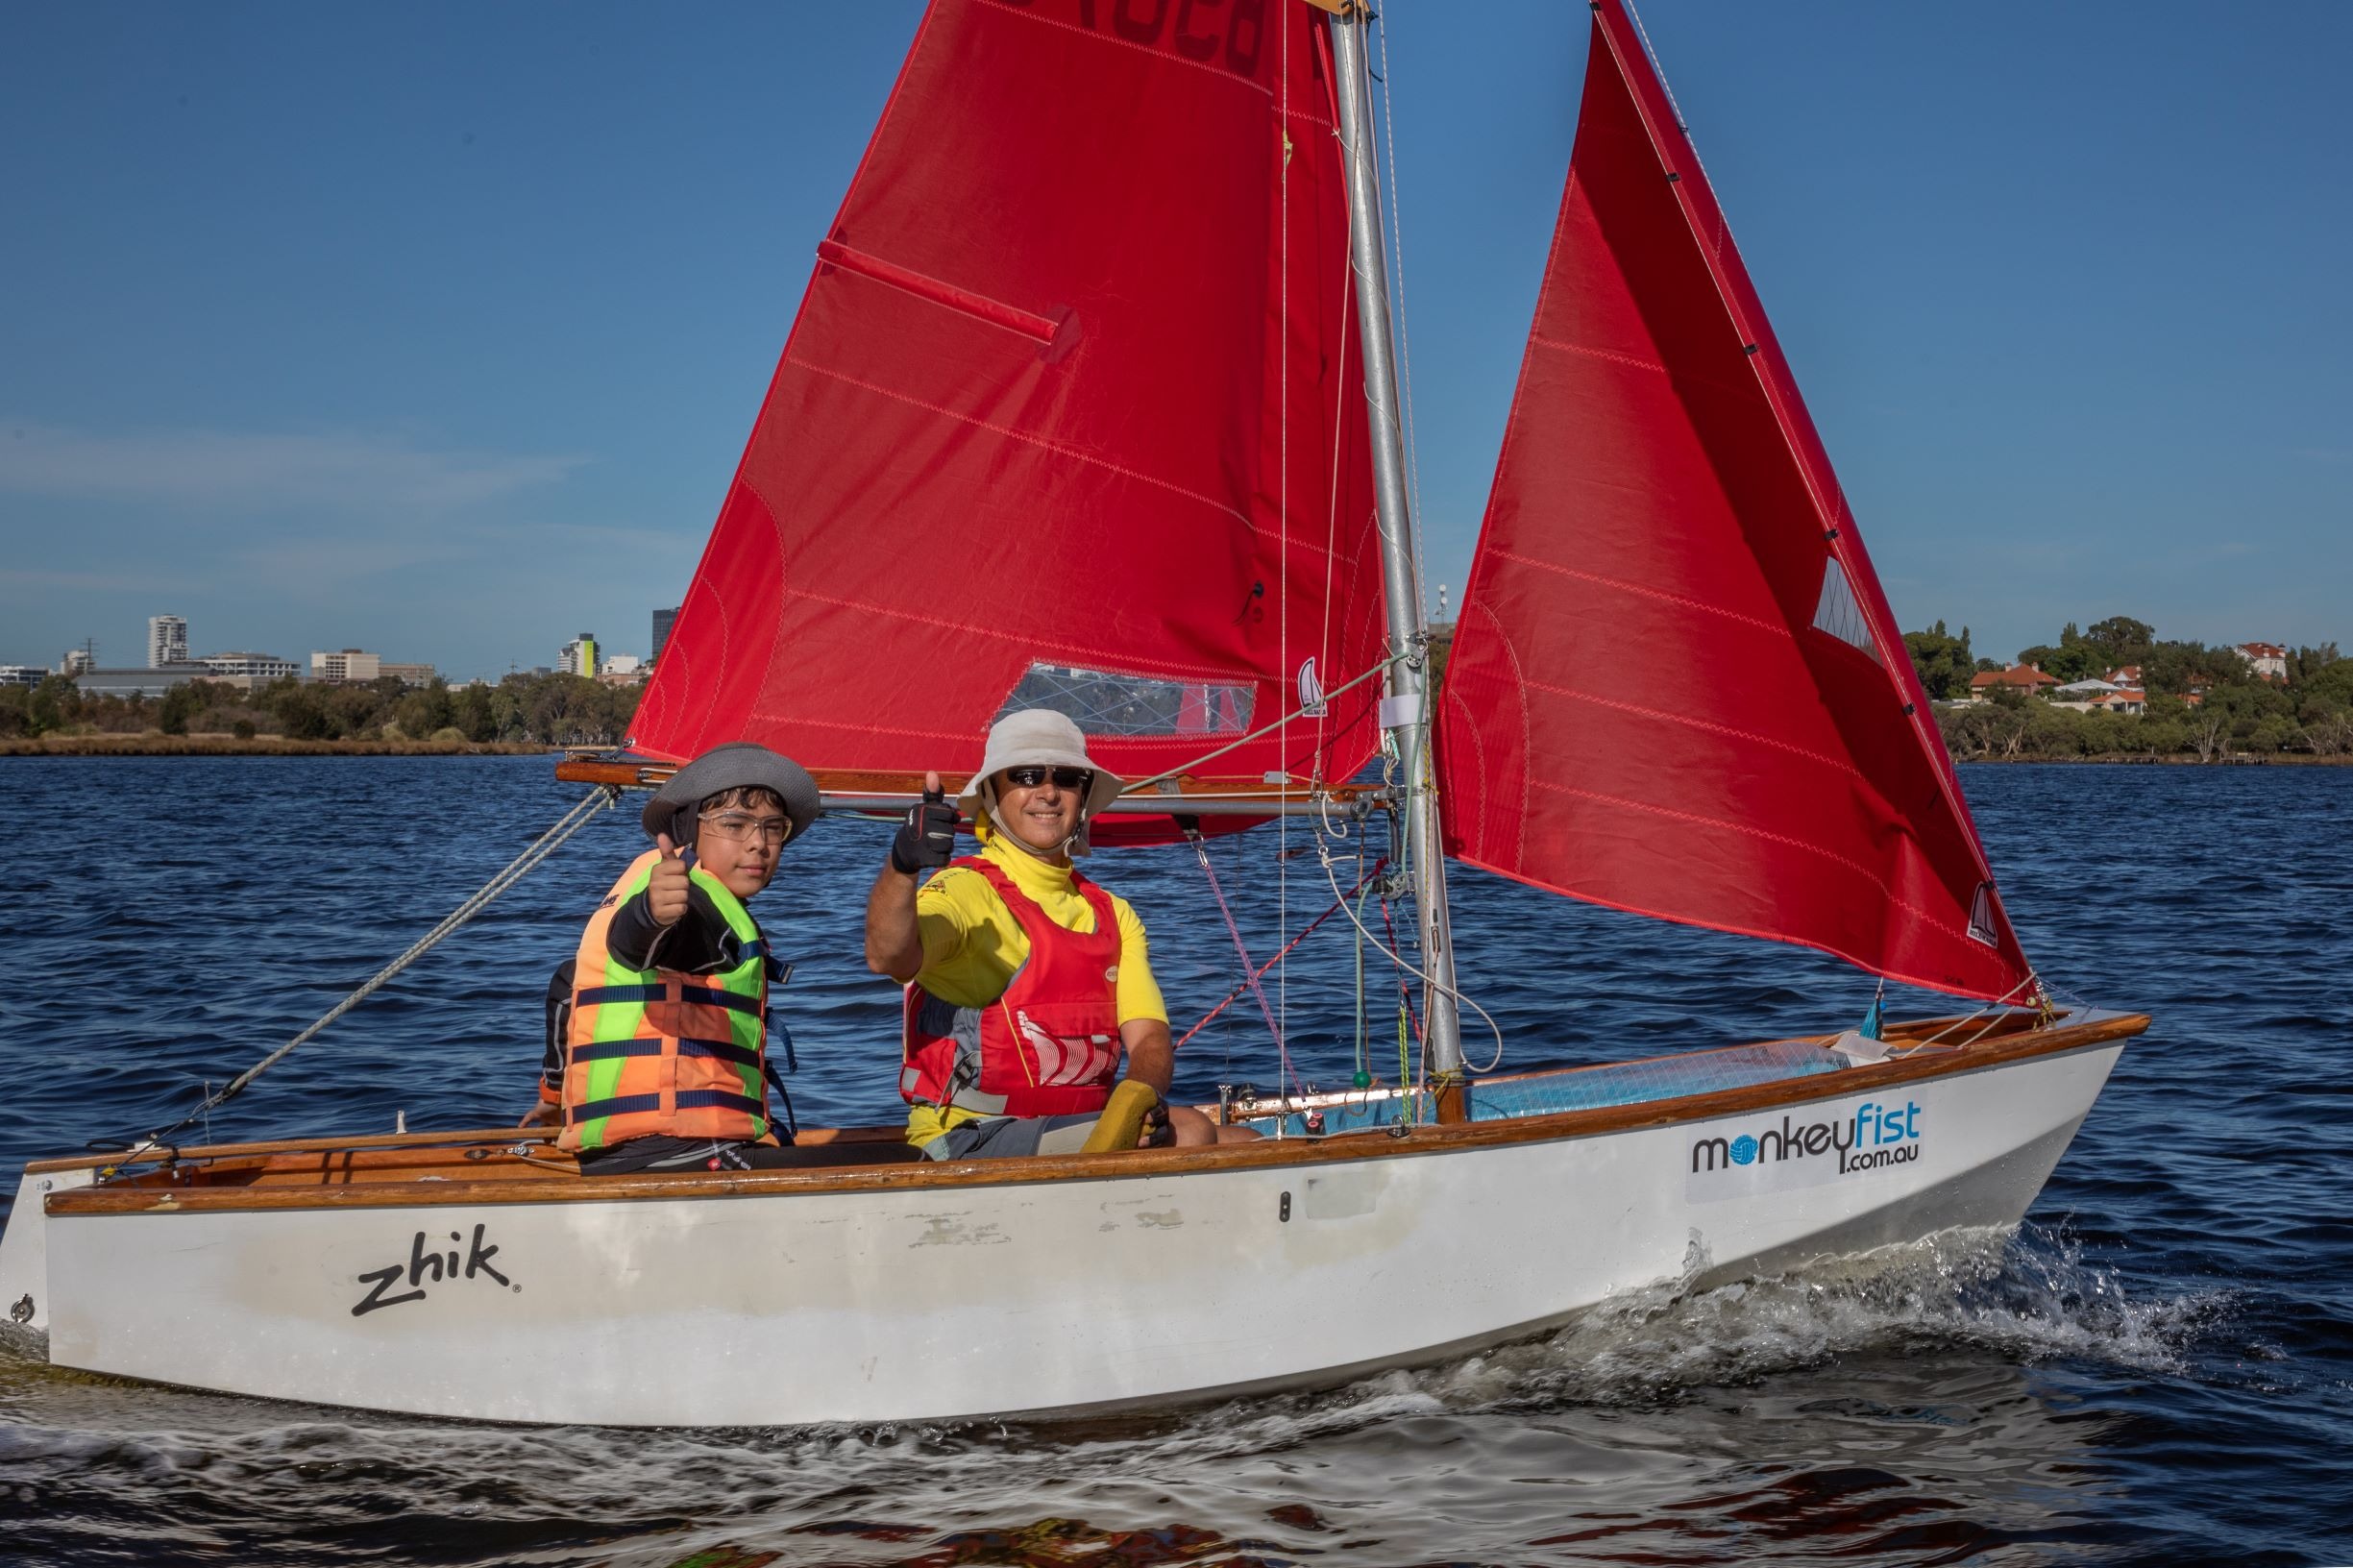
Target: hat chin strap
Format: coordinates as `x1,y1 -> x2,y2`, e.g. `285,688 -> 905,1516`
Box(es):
977,779 -> 1088,861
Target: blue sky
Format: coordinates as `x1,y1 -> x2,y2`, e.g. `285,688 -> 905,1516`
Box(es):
3,1 -> 2345,679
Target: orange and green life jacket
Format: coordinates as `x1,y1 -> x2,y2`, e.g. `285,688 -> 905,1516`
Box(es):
558,848 -> 772,1153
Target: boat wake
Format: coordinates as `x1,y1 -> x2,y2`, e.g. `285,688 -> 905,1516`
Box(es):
1326,1220 -> 2226,1420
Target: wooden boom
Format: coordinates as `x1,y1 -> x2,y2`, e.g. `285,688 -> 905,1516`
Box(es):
552,759 -> 1387,817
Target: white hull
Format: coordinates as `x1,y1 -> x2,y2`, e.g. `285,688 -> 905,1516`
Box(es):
3,1031 -> 2125,1427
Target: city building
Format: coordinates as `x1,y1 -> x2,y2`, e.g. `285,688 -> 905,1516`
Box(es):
61,647 -> 95,676
201,651 -> 300,683
72,664 -> 214,700
559,633 -> 599,678
147,615 -> 188,669
308,649 -> 435,686
312,649 -> 380,683
0,666 -> 44,689
651,606 -> 678,666
601,652 -> 645,678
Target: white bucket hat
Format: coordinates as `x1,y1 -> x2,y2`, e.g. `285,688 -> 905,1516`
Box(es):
961,709 -> 1124,855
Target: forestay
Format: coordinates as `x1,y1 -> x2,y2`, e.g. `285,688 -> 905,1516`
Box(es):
1435,0 -> 2031,1000
630,0 -> 1389,840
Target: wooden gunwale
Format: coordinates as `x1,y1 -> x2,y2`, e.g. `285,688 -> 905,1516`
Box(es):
45,1011 -> 2145,1218
26,1126 -> 553,1176
22,1119 -> 898,1178
26,1013 -> 2036,1180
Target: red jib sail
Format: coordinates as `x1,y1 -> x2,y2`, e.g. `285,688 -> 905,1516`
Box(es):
1435,0 -> 2031,1000
630,0 -> 1386,832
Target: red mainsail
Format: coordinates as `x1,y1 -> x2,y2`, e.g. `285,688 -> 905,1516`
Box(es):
1435,0 -> 2032,1000
631,0 -> 1386,825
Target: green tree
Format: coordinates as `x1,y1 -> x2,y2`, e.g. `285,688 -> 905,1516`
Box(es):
272,685 -> 336,741
453,681 -> 498,743
28,674 -> 79,734
1940,700 -> 2027,759
2020,704 -> 2088,756
2185,707 -> 2230,762
2084,616 -> 2156,668
2015,622 -> 2098,683
2081,711 -> 2139,755
2294,648 -> 2350,701
157,681 -> 203,736
2245,715 -> 2301,754
394,679 -> 455,739
1902,621 -> 1976,701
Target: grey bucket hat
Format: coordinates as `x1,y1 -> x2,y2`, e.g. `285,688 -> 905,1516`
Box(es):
643,742 -> 821,846
960,709 -> 1124,823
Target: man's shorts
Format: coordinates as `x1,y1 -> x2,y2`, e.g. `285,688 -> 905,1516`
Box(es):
924,1112 -> 1100,1161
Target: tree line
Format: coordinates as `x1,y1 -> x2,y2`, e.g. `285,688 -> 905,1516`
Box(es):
1902,618 -> 2351,760
0,671 -> 643,747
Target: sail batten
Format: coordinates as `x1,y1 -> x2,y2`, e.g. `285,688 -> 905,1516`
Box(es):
631,1 -> 1386,838
1435,0 -> 2031,1001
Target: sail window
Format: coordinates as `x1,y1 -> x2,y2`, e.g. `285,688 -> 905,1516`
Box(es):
997,662 -> 1256,738
1810,556 -> 1879,661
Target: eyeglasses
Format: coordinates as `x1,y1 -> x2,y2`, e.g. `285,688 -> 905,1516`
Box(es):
699,812 -> 792,845
999,766 -> 1094,792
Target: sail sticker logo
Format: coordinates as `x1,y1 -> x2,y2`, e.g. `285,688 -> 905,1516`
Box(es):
352,1223 -> 517,1316
1687,1100 -> 1924,1203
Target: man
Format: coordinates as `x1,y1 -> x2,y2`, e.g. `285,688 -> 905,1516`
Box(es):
559,742 -> 919,1173
865,709 -> 1252,1158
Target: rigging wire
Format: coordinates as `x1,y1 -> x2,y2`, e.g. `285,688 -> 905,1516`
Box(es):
1117,657 -> 1389,797
111,786 -> 622,1153
1187,824 -> 1304,1097
1893,972 -> 2044,1057
1176,856 -> 1387,1051
1315,790 -> 1507,1073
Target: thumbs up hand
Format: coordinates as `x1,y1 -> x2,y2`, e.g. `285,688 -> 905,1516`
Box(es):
889,771 -> 959,874
648,832 -> 692,927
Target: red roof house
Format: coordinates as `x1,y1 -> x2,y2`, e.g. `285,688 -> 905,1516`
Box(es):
1970,665 -> 2058,698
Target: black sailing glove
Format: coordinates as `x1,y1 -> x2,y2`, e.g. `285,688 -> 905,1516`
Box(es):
890,783 -> 959,874
1140,1100 -> 1175,1149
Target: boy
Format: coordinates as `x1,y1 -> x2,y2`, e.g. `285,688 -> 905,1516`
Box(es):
557,742 -> 914,1173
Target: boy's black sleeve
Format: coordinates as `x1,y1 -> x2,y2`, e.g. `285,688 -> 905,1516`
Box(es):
605,886 -> 734,974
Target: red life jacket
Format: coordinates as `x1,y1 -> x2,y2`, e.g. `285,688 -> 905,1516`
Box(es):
899,855 -> 1123,1119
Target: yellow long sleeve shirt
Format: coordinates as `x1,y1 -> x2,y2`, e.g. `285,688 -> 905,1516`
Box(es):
902,829 -> 1164,1148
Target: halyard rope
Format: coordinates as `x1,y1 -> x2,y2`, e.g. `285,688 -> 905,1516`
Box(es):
118,786 -> 621,1152
1176,857 -> 1387,1051
1316,793 -> 1508,1074
1187,826 -> 1306,1098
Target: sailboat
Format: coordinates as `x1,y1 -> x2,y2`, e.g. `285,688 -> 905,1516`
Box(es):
0,0 -> 2144,1427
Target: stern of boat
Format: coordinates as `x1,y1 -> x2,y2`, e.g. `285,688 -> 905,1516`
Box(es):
0,1163 -> 96,1336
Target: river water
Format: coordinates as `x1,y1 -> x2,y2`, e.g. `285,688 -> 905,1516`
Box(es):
1,757 -> 2346,1564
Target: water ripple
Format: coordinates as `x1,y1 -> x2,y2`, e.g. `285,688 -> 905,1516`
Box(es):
1,757 -> 2349,1563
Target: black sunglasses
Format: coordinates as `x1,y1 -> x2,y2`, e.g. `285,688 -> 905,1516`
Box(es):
1000,766 -> 1094,791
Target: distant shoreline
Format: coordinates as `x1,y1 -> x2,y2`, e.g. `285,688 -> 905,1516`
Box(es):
0,734 -> 558,758
1958,751 -> 2352,766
